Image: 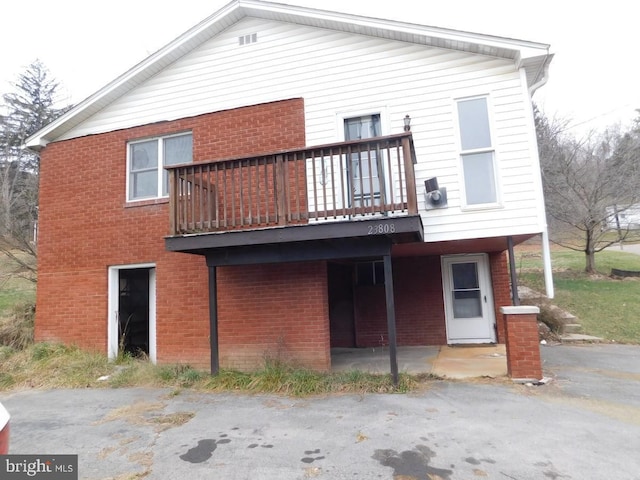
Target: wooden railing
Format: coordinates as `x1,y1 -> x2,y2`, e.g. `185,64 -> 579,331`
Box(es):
167,132 -> 417,235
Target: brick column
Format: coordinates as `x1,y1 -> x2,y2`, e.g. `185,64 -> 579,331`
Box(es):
500,306 -> 542,381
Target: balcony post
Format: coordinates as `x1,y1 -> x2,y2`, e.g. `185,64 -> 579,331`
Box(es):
168,169 -> 177,235
275,154 -> 287,225
401,136 -> 418,215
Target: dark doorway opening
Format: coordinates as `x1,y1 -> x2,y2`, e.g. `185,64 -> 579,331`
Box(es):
118,268 -> 150,358
328,262 -> 356,347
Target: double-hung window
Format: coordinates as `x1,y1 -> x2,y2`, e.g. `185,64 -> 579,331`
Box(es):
456,97 -> 498,206
128,133 -> 193,201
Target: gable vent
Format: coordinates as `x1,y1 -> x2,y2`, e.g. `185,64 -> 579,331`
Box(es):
239,33 -> 258,46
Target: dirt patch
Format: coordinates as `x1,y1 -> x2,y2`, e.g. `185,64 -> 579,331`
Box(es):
95,401 -> 194,432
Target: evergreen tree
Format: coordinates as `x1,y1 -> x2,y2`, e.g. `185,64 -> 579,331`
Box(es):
0,60 -> 71,280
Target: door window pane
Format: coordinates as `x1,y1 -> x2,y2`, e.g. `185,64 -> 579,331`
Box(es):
462,152 -> 497,204
452,263 -> 479,289
453,291 -> 482,318
451,262 -> 482,318
344,115 -> 382,207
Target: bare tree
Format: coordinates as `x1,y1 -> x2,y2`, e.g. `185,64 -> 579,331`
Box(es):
0,60 -> 71,281
536,106 -> 640,272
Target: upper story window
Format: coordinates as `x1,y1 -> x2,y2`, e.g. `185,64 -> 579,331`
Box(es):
127,133 -> 192,201
456,97 -> 498,206
344,114 -> 382,207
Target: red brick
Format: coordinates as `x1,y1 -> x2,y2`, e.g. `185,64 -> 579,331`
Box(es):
36,99 -> 306,369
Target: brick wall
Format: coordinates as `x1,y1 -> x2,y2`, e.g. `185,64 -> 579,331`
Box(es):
36,99 -> 306,369
353,256 -> 446,347
489,251 -> 512,343
217,261 -> 330,371
501,306 -> 543,380
352,252 -> 510,347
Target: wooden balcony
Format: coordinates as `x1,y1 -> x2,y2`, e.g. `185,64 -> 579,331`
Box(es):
167,132 -> 419,238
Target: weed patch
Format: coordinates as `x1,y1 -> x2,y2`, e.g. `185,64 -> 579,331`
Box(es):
0,301 -> 34,349
0,342 -> 424,395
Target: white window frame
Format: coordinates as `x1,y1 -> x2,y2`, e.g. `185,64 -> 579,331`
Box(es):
335,107 -> 389,141
126,132 -> 193,202
335,108 -> 391,209
454,95 -> 501,210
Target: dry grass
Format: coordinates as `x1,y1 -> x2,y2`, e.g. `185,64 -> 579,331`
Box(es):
0,301 -> 34,349
0,343 -> 422,395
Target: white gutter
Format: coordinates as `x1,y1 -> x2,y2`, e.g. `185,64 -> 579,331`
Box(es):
529,53 -> 554,95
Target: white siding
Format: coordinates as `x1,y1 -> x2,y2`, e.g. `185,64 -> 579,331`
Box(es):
61,18 -> 545,243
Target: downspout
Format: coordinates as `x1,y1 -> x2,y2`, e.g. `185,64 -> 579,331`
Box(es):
522,51 -> 555,299
541,229 -> 555,298
534,54 -> 555,299
507,236 -> 520,305
528,52 -> 553,96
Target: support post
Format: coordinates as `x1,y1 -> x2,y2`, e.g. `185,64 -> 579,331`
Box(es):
401,135 -> 418,215
507,236 -> 520,306
383,254 -> 399,386
208,265 -> 219,375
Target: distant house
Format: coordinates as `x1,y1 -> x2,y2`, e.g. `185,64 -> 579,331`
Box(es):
26,0 -> 553,380
605,204 -> 640,230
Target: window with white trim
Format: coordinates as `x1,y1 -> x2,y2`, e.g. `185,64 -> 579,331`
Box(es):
344,114 -> 383,207
127,133 -> 193,201
456,97 -> 497,206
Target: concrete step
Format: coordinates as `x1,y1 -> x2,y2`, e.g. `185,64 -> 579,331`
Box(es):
562,323 -> 584,334
548,304 -> 577,322
560,333 -> 604,343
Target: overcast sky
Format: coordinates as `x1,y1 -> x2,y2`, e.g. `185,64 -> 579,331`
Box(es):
1,0 -> 637,135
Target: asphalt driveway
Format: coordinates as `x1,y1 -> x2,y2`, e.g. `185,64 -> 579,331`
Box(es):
1,344 -> 639,480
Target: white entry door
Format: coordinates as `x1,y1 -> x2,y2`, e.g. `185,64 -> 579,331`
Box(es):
442,254 -> 496,344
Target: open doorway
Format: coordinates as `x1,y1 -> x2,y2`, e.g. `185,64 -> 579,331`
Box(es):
118,269 -> 150,357
328,262 -> 356,347
108,264 -> 156,362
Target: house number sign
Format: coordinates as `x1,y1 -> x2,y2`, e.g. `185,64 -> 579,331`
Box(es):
367,223 -> 396,235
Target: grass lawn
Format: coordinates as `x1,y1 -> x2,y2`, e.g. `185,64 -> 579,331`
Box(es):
0,254 -> 35,313
516,245 -> 640,343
